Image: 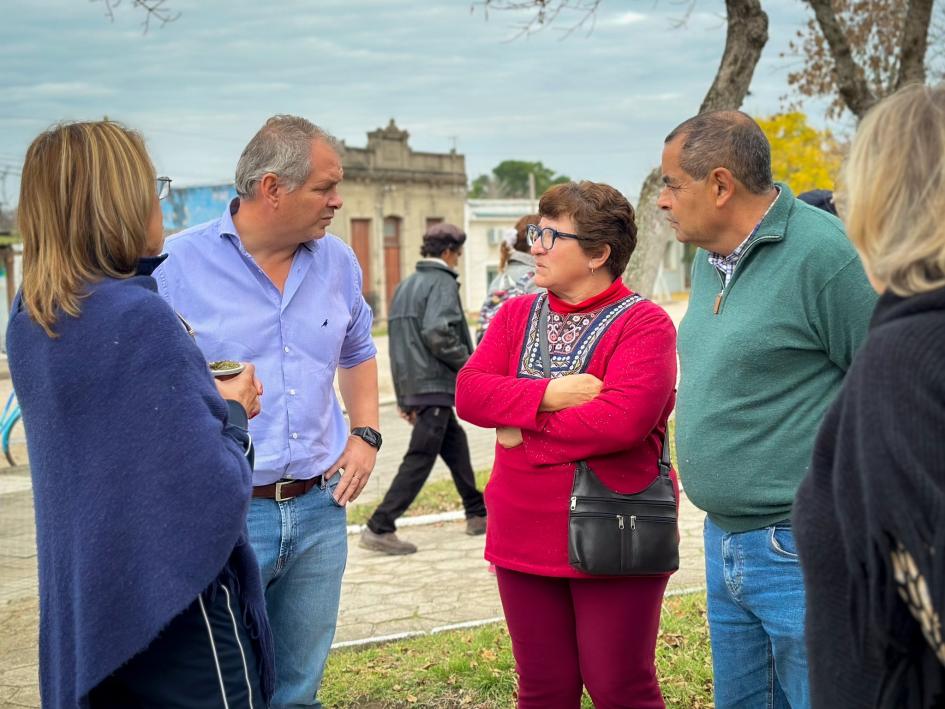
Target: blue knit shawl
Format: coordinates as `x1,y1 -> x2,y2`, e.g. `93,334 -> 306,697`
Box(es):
7,263 -> 274,707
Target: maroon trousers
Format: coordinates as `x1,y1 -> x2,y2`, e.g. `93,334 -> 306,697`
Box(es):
495,567 -> 668,709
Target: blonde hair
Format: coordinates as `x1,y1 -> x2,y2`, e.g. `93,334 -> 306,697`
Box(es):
18,121 -> 155,336
842,83 -> 945,296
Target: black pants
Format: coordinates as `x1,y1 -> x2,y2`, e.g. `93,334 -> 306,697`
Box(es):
368,406 -> 486,534
88,582 -> 264,708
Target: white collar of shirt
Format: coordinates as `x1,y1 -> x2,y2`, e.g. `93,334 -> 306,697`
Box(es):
420,257 -> 454,272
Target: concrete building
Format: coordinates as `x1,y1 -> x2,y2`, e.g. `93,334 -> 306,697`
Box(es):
334,120 -> 466,318
160,119 -> 466,320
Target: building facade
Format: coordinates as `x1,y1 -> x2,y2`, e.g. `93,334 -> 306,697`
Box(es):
160,119 -> 466,320
334,120 -> 466,318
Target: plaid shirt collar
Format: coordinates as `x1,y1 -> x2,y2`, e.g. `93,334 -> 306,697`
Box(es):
708,187 -> 781,287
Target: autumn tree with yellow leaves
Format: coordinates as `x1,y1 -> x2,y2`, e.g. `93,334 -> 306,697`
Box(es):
756,112 -> 843,194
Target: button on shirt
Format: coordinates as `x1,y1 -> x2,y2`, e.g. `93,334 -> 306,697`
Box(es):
156,200 -> 377,485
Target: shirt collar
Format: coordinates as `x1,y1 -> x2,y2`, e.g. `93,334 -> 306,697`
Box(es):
709,185 -> 782,265
419,256 -> 454,272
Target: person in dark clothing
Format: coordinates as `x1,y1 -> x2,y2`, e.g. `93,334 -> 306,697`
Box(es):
8,120 -> 273,708
796,188 -> 838,216
361,223 -> 487,554
794,83 -> 945,708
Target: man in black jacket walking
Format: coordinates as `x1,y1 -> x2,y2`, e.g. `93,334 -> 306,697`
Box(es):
360,223 -> 487,555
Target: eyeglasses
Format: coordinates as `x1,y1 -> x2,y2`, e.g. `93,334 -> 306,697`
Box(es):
156,176 -> 172,201
526,223 -> 589,251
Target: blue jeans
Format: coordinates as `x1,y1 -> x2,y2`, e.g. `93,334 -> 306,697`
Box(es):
703,517 -> 810,709
247,476 -> 348,708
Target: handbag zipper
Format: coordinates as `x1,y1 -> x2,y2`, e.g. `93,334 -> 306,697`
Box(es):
571,511 -> 674,524
571,495 -> 674,508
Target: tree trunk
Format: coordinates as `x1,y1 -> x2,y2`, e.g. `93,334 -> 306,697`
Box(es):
896,0 -> 934,89
624,0 -> 769,297
806,0 -> 877,119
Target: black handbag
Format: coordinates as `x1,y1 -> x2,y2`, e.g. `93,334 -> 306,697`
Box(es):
537,297 -> 679,576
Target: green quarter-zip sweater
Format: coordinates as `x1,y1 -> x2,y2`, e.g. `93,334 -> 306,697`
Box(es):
676,183 -> 878,533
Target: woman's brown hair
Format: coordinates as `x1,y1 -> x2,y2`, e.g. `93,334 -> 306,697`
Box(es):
18,121 -> 155,336
538,181 -> 636,279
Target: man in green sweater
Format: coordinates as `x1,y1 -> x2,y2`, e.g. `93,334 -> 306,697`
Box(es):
659,111 -> 877,708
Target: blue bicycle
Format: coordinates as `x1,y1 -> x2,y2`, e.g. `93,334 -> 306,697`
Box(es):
0,390 -> 23,466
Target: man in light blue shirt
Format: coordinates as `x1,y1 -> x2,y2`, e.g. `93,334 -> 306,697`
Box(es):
157,115 -> 380,708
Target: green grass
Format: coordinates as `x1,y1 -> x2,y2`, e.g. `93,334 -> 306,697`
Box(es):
347,470 -> 491,526
321,591 -> 712,708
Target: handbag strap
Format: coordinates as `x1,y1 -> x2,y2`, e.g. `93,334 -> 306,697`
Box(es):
538,296 -> 553,376
538,295 -> 672,478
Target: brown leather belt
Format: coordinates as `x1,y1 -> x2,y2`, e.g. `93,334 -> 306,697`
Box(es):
253,476 -> 323,503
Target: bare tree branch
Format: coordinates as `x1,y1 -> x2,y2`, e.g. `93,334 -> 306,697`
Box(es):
896,0 -> 935,88
699,0 -> 768,113
666,0 -> 699,31
805,0 -> 877,118
475,0 -> 602,40
94,0 -> 180,33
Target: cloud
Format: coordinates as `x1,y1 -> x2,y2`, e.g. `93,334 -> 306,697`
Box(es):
0,0 -> 824,201
13,82 -> 116,98
602,11 -> 647,27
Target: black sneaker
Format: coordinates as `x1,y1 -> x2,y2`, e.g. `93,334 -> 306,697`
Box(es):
465,515 -> 487,536
359,528 -> 418,555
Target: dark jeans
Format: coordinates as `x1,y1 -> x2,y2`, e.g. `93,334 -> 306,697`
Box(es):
368,406 -> 486,534
88,581 -> 264,708
495,567 -> 668,709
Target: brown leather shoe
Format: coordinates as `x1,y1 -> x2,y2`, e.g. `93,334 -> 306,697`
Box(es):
465,515 -> 487,536
359,528 -> 418,555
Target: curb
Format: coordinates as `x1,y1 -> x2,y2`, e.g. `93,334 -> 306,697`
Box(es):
330,585 -> 707,651
346,509 -> 465,536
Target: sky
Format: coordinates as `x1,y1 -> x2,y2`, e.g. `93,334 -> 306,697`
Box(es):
0,0 -> 836,211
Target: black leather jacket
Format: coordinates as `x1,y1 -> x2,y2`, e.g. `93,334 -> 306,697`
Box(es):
388,260 -> 474,407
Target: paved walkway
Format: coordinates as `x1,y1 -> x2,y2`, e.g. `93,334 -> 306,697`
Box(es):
0,298 -> 698,708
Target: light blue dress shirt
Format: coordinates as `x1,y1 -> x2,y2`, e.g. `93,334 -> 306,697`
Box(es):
156,200 -> 377,485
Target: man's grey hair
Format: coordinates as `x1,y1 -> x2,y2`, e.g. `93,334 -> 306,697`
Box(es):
664,111 -> 773,195
234,115 -> 341,199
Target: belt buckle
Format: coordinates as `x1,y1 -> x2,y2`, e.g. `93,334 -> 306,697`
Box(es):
274,480 -> 293,503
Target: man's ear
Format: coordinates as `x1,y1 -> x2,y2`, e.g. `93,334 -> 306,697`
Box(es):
711,167 -> 736,208
259,173 -> 281,208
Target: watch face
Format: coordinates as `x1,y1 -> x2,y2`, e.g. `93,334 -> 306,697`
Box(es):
355,427 -> 381,448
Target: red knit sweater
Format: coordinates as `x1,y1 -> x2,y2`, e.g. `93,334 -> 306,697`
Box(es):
456,280 -> 678,577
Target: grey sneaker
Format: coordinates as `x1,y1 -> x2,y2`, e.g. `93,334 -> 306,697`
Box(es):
359,528 -> 418,555
465,515 -> 487,536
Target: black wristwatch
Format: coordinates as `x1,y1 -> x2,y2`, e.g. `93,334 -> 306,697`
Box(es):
351,426 -> 382,451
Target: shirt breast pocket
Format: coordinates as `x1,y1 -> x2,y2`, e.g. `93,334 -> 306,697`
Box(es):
307,314 -> 350,373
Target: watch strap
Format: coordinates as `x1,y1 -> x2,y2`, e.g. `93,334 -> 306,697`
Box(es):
351,426 -> 382,450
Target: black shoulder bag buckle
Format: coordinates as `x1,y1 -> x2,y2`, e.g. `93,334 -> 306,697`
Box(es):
537,296 -> 679,576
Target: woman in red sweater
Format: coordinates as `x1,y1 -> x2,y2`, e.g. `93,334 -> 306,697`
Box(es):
456,181 -> 677,709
